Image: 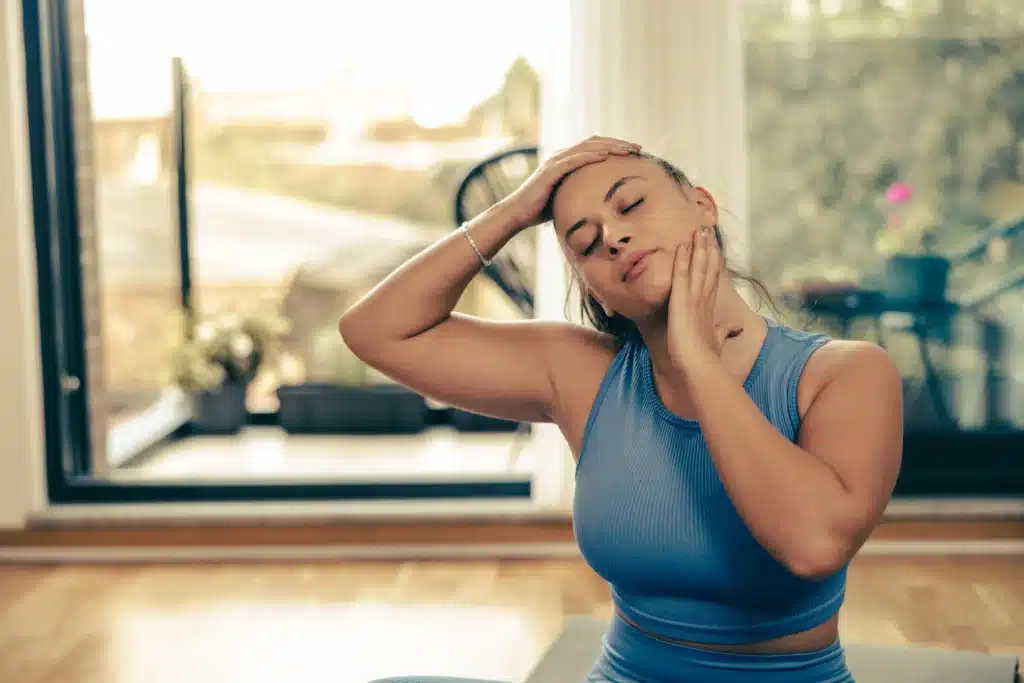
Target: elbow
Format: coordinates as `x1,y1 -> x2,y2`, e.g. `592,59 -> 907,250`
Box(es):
337,308 -> 373,359
786,555 -> 846,583
783,535 -> 854,582
337,309 -> 356,344
782,502 -> 879,581
337,310 -> 356,347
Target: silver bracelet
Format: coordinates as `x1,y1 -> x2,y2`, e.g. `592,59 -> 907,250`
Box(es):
459,222 -> 492,266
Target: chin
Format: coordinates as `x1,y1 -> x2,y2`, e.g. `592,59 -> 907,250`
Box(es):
637,267 -> 673,306
618,285 -> 671,322
606,259 -> 673,319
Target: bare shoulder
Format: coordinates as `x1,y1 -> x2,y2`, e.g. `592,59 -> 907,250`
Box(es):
545,323 -> 621,456
513,317 -> 618,365
797,339 -> 902,418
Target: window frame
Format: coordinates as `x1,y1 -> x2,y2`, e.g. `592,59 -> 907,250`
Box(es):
22,0 -> 532,504
21,0 -> 1024,506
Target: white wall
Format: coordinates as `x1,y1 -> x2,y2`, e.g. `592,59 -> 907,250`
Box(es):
531,0 -> 750,510
0,0 -> 46,530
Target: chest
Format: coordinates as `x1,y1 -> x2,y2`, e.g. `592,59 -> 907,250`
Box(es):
573,412 -> 804,605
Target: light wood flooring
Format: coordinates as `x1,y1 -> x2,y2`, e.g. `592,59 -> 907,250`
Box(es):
0,555 -> 1021,683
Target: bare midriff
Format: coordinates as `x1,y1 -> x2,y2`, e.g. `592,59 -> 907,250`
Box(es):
616,608 -> 840,654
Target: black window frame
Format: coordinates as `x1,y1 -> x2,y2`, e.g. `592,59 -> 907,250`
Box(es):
21,0 -> 530,504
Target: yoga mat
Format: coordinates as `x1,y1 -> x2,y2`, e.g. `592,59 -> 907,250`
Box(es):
524,617 -> 1020,683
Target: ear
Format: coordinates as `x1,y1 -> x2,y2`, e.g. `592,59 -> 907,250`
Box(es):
691,186 -> 719,227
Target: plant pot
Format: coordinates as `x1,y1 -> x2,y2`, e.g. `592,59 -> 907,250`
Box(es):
190,381 -> 248,435
276,382 -> 428,434
883,255 -> 950,308
449,408 -> 525,433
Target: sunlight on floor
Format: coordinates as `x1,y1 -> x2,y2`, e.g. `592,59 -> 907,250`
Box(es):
112,601 -> 543,683
114,427 -> 535,482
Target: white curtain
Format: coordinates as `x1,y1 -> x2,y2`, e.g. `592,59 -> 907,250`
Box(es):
530,0 -> 750,511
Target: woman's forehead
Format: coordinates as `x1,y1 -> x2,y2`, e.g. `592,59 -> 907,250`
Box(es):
552,156 -> 656,218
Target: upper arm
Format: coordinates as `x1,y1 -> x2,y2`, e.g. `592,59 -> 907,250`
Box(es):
797,341 -> 904,539
341,312 -> 607,424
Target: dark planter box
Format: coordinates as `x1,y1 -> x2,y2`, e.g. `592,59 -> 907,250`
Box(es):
190,381 -> 248,435
449,408 -> 526,433
276,382 -> 428,434
883,255 -> 950,307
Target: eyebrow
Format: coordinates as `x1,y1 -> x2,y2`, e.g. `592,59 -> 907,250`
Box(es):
564,175 -> 643,239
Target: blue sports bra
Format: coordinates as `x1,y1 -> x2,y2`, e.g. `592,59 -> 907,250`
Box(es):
573,318 -> 846,645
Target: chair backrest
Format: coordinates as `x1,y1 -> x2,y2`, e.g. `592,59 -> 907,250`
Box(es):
454,145 -> 540,316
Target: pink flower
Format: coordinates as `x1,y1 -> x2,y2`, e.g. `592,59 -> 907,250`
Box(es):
886,182 -> 913,204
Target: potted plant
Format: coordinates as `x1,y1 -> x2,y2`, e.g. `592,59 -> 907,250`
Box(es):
276,324 -> 428,434
874,182 -> 950,307
167,308 -> 290,435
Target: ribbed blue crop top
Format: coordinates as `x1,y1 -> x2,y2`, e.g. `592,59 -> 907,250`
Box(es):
573,318 -> 846,645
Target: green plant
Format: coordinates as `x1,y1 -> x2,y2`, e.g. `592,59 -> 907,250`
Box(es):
874,183 -> 940,258
166,308 -> 291,393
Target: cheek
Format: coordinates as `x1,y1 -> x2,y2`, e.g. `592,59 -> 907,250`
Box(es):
648,201 -> 699,237
658,217 -> 699,251
579,262 -> 620,299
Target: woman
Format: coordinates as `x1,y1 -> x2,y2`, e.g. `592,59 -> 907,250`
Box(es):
340,136 -> 904,683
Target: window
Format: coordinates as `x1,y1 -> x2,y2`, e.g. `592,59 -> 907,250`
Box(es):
25,0 -> 555,503
83,7 -> 189,473
743,0 -> 1024,494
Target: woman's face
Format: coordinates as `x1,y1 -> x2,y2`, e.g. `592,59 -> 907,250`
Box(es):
550,155 -> 718,323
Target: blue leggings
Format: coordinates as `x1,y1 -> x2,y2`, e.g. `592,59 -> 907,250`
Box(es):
371,615 -> 854,683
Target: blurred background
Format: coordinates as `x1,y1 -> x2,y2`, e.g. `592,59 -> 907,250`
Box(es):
62,0 -> 1024,493
0,1 -> 1021,683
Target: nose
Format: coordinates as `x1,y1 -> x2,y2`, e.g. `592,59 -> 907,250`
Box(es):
604,224 -> 631,257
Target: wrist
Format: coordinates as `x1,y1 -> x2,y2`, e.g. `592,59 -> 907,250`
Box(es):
674,347 -> 726,387
474,201 -> 527,238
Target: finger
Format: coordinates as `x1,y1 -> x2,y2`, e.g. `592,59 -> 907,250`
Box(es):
556,137 -> 641,160
704,228 -> 723,296
689,227 -> 709,295
672,240 -> 691,282
576,140 -> 637,157
549,150 -> 612,180
585,134 -> 638,148
546,145 -> 615,169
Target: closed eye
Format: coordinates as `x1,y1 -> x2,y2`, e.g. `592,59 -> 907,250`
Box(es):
581,199 -> 645,256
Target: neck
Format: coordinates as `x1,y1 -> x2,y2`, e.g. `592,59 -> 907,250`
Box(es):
638,283 -> 767,389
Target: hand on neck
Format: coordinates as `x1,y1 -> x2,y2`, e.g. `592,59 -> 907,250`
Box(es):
639,281 -> 765,386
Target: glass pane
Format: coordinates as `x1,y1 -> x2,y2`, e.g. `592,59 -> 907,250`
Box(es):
744,0 -> 1024,433
76,1 -> 189,473
79,0 -> 551,485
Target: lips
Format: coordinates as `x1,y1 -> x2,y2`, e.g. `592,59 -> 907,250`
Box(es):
622,249 -> 656,282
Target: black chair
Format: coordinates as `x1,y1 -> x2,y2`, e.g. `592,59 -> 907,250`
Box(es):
453,145 -> 539,316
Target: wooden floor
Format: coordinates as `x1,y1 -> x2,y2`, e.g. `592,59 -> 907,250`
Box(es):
1,555 -> 1021,683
